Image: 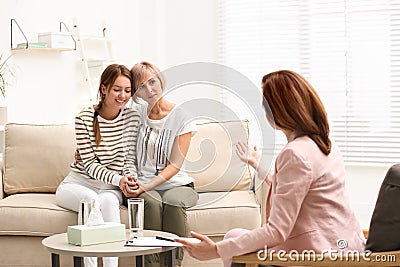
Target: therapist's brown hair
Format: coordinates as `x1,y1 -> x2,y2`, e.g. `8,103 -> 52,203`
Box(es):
261,70 -> 331,155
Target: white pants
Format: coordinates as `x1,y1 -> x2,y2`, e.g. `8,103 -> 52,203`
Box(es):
56,179 -> 122,267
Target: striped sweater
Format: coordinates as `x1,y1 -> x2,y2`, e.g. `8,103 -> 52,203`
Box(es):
70,106 -> 140,187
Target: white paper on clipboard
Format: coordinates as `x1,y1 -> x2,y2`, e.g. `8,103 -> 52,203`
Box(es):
124,236 -> 200,247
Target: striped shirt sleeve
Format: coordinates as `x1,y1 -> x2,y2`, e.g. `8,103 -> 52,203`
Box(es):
122,109 -> 139,178
75,114 -> 123,185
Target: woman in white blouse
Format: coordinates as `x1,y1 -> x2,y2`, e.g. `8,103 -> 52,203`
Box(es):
124,61 -> 199,267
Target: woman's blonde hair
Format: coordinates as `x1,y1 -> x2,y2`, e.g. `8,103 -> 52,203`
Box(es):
130,61 -> 165,102
262,70 -> 331,155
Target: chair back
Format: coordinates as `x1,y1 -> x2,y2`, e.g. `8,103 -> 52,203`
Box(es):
366,163 -> 400,252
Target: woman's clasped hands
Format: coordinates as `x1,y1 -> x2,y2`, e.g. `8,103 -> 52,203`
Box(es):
120,176 -> 140,197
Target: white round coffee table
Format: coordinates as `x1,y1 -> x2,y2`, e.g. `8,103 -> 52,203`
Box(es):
42,229 -> 179,267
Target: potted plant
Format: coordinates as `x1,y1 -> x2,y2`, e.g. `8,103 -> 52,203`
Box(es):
0,54 -> 11,97
0,54 -> 12,125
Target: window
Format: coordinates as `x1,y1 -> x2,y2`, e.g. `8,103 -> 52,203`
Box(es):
218,0 -> 400,166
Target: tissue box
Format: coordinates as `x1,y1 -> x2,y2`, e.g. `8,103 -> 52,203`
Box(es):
67,222 -> 126,246
38,32 -> 74,49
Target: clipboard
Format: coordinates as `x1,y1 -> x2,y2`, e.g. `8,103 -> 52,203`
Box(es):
124,236 -> 200,247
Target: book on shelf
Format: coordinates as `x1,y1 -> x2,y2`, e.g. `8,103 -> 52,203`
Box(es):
16,42 -> 48,49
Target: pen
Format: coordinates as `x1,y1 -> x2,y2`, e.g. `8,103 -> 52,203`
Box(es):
156,236 -> 175,242
125,236 -> 137,245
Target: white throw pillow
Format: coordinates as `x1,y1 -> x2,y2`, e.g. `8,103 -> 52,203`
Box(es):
186,120 -> 254,192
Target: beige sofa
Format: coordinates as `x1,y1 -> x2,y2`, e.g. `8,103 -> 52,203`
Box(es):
0,120 -> 267,267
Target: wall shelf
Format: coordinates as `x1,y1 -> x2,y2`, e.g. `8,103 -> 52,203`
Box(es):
10,19 -> 76,51
11,47 -> 76,52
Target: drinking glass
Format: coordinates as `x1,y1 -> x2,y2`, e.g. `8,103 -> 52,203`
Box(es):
78,199 -> 95,225
128,198 -> 144,235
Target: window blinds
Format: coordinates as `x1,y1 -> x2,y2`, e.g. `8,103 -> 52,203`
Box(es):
218,0 -> 400,166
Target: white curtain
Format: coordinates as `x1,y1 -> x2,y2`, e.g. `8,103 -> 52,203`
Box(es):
218,0 -> 400,166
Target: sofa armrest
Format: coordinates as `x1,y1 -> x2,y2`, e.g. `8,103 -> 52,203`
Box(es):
254,176 -> 270,225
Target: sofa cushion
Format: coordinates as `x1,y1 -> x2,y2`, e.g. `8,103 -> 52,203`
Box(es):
0,193 -> 77,236
0,193 -> 132,236
0,191 -> 261,237
0,192 -> 256,238
187,191 -> 261,236
186,120 -> 254,192
3,123 -> 76,195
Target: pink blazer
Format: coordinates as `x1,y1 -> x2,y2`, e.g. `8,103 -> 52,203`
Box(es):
217,136 -> 365,260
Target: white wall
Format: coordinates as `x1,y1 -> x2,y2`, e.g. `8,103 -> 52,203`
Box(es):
346,165 -> 388,229
1,0 -> 219,124
0,0 -> 387,231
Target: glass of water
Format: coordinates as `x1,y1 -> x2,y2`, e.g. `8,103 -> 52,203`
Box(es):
78,199 -> 95,225
128,198 -> 144,236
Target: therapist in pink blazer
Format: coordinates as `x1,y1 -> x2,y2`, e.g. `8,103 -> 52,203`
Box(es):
175,70 -> 366,266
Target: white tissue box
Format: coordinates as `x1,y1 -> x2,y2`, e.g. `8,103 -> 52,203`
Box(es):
67,222 -> 125,246
38,32 -> 74,49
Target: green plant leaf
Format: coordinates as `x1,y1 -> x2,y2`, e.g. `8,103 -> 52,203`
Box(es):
0,53 -> 12,98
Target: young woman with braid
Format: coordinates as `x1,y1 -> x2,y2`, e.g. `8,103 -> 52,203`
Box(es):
56,64 -> 140,267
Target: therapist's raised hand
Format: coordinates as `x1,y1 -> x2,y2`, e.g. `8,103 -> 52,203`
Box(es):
236,141 -> 261,170
175,231 -> 219,261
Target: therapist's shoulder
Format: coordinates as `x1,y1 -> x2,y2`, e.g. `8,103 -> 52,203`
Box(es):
278,136 -> 320,164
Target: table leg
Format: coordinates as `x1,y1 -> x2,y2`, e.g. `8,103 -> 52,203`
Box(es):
136,255 -> 144,267
73,256 -> 83,267
51,253 -> 60,267
165,249 -> 176,267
